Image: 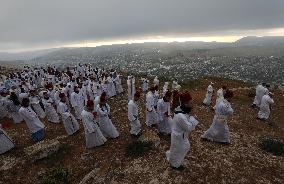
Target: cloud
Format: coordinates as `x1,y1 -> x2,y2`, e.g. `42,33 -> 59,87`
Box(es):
0,0 -> 284,51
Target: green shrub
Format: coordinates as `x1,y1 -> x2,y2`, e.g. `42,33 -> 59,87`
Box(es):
259,137 -> 284,156
125,140 -> 152,158
40,167 -> 71,184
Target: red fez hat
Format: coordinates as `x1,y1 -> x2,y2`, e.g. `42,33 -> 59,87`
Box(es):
164,90 -> 172,97
100,95 -> 106,103
134,91 -> 141,98
101,92 -> 107,97
59,93 -> 65,98
180,91 -> 192,103
86,100 -> 94,107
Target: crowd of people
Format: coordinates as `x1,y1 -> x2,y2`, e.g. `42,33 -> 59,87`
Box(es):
0,63 -> 275,171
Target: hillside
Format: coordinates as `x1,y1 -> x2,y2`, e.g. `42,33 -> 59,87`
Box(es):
2,36 -> 284,62
0,77 -> 284,184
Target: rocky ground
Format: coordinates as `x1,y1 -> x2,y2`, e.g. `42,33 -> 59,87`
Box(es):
0,77 -> 284,184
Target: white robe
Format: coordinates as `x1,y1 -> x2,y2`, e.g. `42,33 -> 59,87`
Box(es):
19,106 -> 45,134
216,88 -> 224,104
96,104 -> 119,138
141,78 -> 148,92
127,78 -> 135,100
157,99 -> 172,134
0,128 -> 14,154
203,85 -> 213,106
58,102 -> 79,135
153,77 -> 159,87
42,98 -> 60,123
70,91 -> 84,120
258,95 -> 274,120
6,100 -> 23,123
166,113 -> 199,168
114,76 -> 123,94
29,96 -> 46,118
107,77 -> 116,97
202,99 -> 233,143
253,85 -> 269,107
0,97 -> 8,118
128,100 -> 141,135
146,91 -> 157,126
81,109 -> 107,148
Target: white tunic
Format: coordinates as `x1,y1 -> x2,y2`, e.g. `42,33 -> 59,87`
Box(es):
258,95 -> 274,120
203,85 -> 214,106
114,76 -> 124,94
58,102 -> 79,135
253,85 -> 269,107
127,78 -> 135,100
146,91 -> 157,126
141,78 -> 149,92
201,99 -> 233,143
6,100 -> 23,123
157,99 -> 172,134
29,96 -> 46,119
70,91 -> 85,120
42,98 -> 60,123
19,106 -> 45,133
153,77 -> 159,86
128,100 -> 141,135
0,128 -> 14,154
96,104 -> 119,138
216,88 -> 224,104
107,77 -> 116,97
166,113 -> 199,168
81,109 -> 107,148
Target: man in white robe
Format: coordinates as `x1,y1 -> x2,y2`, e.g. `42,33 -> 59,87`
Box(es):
162,82 -> 169,97
157,91 -> 172,134
96,95 -> 119,138
70,86 -> 85,120
19,98 -> 45,142
42,92 -> 60,123
201,90 -> 234,144
142,77 -> 149,92
58,93 -> 79,135
81,100 -> 107,148
252,83 -> 269,108
127,76 -> 135,100
258,92 -> 274,120
145,86 -> 158,127
114,75 -> 124,94
213,86 -> 226,109
128,91 -> 141,136
29,89 -> 46,119
153,76 -> 159,87
203,82 -> 214,106
166,91 -> 199,170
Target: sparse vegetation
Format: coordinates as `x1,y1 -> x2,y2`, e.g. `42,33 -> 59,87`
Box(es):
125,140 -> 153,158
40,167 -> 71,184
39,143 -> 71,167
259,137 -> 284,156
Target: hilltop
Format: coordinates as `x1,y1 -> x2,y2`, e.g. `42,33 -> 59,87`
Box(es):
0,76 -> 284,184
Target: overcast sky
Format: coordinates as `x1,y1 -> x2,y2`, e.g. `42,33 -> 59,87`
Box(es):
1,0 -> 284,52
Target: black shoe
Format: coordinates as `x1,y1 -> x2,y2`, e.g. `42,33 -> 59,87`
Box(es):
219,142 -> 230,145
171,165 -> 185,171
